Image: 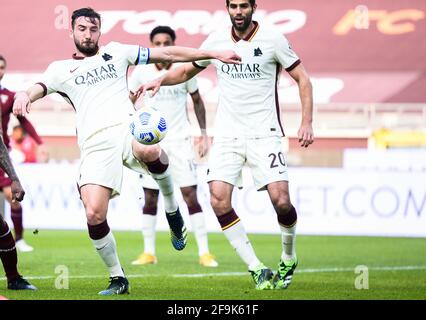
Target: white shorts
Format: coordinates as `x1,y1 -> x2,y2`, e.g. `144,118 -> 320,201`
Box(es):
78,124 -> 148,198
207,136 -> 289,191
141,137 -> 198,190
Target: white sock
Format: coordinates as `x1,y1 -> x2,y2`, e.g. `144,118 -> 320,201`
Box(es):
223,221 -> 261,270
151,169 -> 178,213
189,212 -> 209,256
91,231 -> 124,277
280,224 -> 297,261
142,214 -> 157,255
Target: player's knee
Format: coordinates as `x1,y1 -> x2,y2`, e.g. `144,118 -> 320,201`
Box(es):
86,211 -> 105,225
144,145 -> 162,163
134,143 -> 162,163
210,195 -> 232,215
84,204 -> 107,225
272,196 -> 292,215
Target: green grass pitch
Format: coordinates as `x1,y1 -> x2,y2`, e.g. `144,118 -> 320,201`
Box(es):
1,230 -> 425,300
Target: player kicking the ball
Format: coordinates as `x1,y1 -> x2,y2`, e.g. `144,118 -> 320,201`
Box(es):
138,0 -> 314,290
12,7 -> 240,295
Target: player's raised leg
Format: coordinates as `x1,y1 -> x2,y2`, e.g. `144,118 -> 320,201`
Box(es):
132,188 -> 159,265
80,184 -> 129,295
132,141 -> 187,250
209,180 -> 272,289
267,181 -> 298,289
181,186 -> 218,267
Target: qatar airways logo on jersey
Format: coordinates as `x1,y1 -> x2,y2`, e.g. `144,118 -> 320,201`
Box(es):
156,87 -> 185,99
74,64 -> 118,86
220,63 -> 261,79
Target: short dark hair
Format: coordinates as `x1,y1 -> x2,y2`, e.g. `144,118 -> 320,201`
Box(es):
226,0 -> 256,7
71,7 -> 101,29
150,26 -> 176,43
0,55 -> 6,66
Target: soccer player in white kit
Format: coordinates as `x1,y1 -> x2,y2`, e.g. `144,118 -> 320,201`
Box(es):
129,26 -> 218,268
12,8 -> 240,295
139,0 -> 314,290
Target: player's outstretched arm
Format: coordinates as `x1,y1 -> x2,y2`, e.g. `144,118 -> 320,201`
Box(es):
140,63 -> 202,98
288,63 -> 314,148
13,84 -> 45,116
149,46 -> 241,65
0,137 -> 24,202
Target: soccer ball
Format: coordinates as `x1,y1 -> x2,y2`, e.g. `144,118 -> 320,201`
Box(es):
130,107 -> 168,145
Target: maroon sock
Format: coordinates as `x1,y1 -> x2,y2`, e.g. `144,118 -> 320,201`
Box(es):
11,207 -> 23,241
277,205 -> 298,227
188,204 -> 203,215
0,219 -> 20,281
143,205 -> 157,216
217,209 -> 240,231
87,220 -> 110,240
146,150 -> 169,174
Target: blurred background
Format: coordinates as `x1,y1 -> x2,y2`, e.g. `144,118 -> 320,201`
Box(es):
1,0 -> 425,237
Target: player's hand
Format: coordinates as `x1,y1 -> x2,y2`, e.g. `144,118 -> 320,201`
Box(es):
13,92 -> 31,116
139,78 -> 162,98
198,132 -> 210,158
298,122 -> 314,148
216,50 -> 241,64
11,180 -> 25,203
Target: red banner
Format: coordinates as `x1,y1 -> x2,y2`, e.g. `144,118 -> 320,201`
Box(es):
1,0 -> 425,102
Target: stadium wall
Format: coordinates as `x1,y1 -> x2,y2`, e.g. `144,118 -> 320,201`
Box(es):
1,0 -> 425,103
3,162 -> 425,238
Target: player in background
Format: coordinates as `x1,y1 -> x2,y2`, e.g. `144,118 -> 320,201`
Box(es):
129,26 -> 218,268
12,8 -> 240,295
0,55 -> 49,253
0,119 -> 36,290
10,125 -> 44,164
137,0 -> 314,290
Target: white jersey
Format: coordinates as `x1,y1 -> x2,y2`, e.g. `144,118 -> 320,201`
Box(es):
40,41 -> 150,146
195,22 -> 300,138
129,63 -> 198,140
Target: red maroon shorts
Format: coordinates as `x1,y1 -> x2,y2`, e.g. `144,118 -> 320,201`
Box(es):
0,168 -> 12,189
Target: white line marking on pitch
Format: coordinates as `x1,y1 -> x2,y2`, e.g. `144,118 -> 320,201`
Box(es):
1,265 -> 425,281
172,265 -> 426,278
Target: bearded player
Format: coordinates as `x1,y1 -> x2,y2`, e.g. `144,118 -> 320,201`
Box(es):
139,0 -> 314,290
12,7 -> 240,295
